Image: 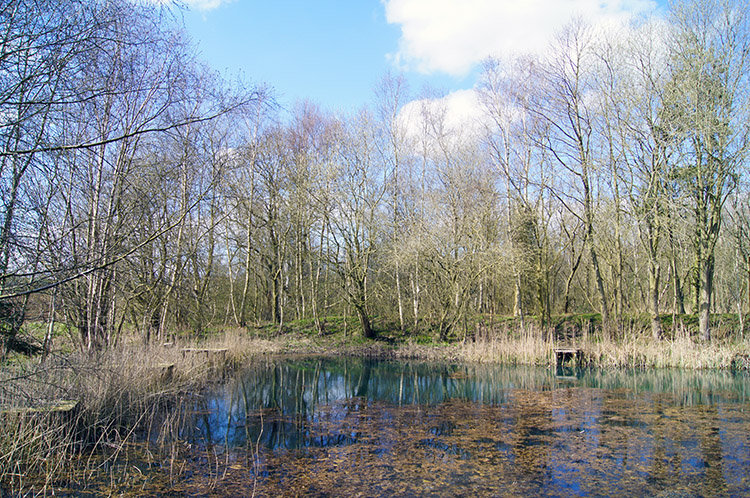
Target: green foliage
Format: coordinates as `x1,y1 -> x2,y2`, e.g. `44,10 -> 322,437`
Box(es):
0,301 -> 23,338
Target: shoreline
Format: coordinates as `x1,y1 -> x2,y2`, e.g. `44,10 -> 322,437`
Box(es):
2,321 -> 749,496
206,321 -> 750,371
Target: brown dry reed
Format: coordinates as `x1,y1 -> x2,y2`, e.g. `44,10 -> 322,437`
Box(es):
0,331 -> 281,497
1,321 -> 749,496
457,320 -> 750,370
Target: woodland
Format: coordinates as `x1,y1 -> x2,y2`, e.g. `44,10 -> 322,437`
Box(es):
3,0 -> 750,357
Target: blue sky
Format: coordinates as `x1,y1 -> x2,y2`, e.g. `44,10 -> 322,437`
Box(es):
180,0 -> 664,115
182,1 -> 401,111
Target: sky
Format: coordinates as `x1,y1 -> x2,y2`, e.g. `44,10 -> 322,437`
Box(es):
179,0 -> 665,116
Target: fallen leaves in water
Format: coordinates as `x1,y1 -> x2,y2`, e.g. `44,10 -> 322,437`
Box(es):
133,389 -> 749,498
40,365 -> 750,498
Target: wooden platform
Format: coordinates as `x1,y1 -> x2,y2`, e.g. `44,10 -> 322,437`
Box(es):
1,400 -> 78,416
181,348 -> 228,368
555,348 -> 584,368
181,347 -> 228,357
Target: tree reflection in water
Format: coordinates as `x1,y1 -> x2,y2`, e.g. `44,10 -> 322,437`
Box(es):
171,358 -> 750,497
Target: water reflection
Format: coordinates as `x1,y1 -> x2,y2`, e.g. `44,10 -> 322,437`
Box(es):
177,358 -> 750,497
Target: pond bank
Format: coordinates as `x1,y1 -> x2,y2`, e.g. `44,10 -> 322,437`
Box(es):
2,318 -> 750,496
237,318 -> 750,371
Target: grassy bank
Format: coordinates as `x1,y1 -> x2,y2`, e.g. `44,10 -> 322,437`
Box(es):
2,313 -> 750,496
236,312 -> 750,370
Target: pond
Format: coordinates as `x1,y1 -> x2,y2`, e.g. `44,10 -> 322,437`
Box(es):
159,357 -> 750,498
68,357 -> 750,497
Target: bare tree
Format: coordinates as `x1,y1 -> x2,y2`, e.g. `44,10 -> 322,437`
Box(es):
374,72 -> 412,334
479,56 -> 555,327
667,0 -> 750,341
530,20 -> 610,328
328,110 -> 386,339
600,21 -> 675,339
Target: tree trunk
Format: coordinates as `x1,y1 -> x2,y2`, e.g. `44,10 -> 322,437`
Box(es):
588,235 -> 609,326
649,258 -> 662,340
311,226 -> 325,335
396,258 -> 405,334
671,255 -> 686,315
563,248 -> 583,314
583,174 -> 609,329
239,220 -> 253,327
699,255 -> 714,342
355,303 -> 374,339
411,266 -> 420,331
666,212 -> 686,315
513,271 -> 523,318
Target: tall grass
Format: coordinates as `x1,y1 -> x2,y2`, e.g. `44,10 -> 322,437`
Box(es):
0,332 -> 281,497
459,323 -> 553,365
455,320 -> 750,370
583,329 -> 749,369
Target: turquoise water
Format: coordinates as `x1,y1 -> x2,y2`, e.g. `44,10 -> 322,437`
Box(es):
173,358 -> 750,497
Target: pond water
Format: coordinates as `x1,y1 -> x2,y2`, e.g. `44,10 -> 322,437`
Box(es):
164,357 -> 750,498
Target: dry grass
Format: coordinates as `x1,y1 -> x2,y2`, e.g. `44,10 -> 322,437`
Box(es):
453,322 -> 750,370
458,325 -> 553,366
2,321 -> 749,496
0,330 -> 285,496
584,333 -> 750,369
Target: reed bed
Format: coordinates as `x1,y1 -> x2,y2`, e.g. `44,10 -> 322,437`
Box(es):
458,324 -> 554,366
0,333 -> 282,497
456,321 -> 750,370
583,333 -> 749,369
2,320 -> 748,496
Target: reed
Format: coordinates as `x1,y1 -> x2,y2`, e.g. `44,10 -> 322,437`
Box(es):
458,324 -> 553,365
2,319 -> 749,496
453,320 -> 750,370
0,333 -> 283,496
583,333 -> 750,370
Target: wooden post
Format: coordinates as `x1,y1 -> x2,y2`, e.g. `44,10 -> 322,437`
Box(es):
181,348 -> 229,374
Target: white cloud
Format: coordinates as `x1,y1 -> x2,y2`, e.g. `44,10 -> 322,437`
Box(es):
144,0 -> 233,11
399,89 -> 485,143
383,0 -> 658,76
183,0 -> 233,10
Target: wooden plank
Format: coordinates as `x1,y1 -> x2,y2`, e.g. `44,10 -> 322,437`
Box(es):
554,348 -> 584,368
181,348 -> 228,354
181,348 -> 229,372
181,348 -> 228,362
2,400 -> 78,415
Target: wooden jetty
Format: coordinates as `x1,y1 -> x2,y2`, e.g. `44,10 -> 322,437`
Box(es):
181,347 -> 228,359
1,400 -> 78,416
554,348 -> 584,369
181,348 -> 229,374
